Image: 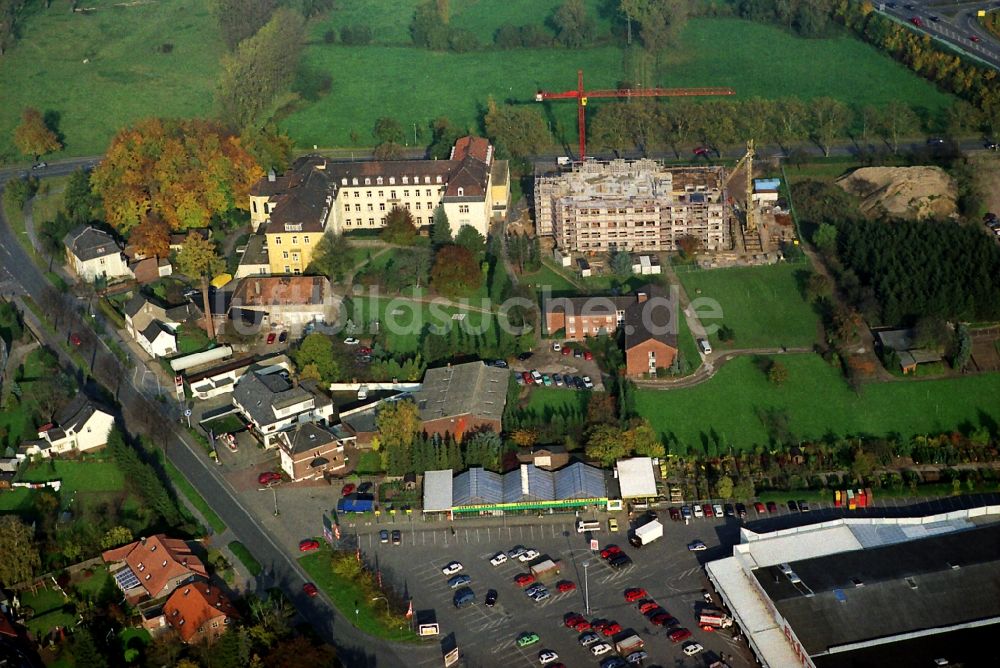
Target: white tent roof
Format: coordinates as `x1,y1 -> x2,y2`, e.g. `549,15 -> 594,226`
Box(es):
616,457 -> 657,498
422,469 -> 453,512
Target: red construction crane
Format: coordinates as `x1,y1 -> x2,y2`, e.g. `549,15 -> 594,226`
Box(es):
535,69 -> 736,160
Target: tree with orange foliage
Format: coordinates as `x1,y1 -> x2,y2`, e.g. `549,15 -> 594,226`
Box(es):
129,213 -> 171,259
430,244 -> 482,298
91,118 -> 262,234
13,107 -> 61,160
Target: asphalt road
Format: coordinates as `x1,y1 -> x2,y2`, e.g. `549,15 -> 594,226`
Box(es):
0,171 -> 434,667
878,0 -> 1000,70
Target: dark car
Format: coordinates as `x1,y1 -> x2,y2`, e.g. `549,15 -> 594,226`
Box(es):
357,481 -> 373,494
391,530 -> 402,545
492,359 -> 508,368
986,140 -> 999,151
735,503 -> 747,519
787,500 -> 799,512
379,529 -> 389,543
798,500 -> 810,512
453,587 -> 475,608
517,352 -> 533,361
767,501 -> 778,513
278,331 -> 288,343
668,507 -> 680,521
926,136 -> 945,145
609,554 -> 632,569
724,503 -> 735,517
485,589 -> 498,607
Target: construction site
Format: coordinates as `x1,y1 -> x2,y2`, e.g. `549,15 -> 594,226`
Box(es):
528,71 -> 797,270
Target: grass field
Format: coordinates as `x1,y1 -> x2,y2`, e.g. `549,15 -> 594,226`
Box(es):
529,354 -> 1000,451
0,0 -> 221,161
20,585 -> 75,637
18,460 -> 125,492
0,2 -> 955,161
677,262 -> 820,349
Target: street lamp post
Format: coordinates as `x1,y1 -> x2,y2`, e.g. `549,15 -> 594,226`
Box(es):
372,596 -> 389,613
271,486 -> 279,517
583,561 -> 591,614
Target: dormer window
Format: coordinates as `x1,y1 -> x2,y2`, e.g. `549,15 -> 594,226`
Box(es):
457,187 -> 464,196
150,545 -> 157,551
183,588 -> 190,595
402,176 -> 408,184
377,177 -> 383,185
365,177 -> 371,185
178,619 -> 185,626
138,563 -> 145,571
389,177 -> 395,185
144,574 -> 151,580
172,610 -> 179,616
341,178 -> 347,185
436,176 -> 442,183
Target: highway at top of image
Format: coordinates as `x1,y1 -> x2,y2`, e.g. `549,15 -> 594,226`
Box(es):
878,0 -> 1000,70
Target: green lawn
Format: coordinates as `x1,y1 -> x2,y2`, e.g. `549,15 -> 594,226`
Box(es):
31,176 -> 69,227
162,457 -> 227,534
522,262 -> 580,298
73,568 -> 111,599
0,0 -> 222,161
299,547 -> 416,642
18,460 -> 125,492
228,541 -> 263,577
20,585 -> 75,637
528,354 -> 1000,451
677,262 -> 819,349
0,488 -> 32,512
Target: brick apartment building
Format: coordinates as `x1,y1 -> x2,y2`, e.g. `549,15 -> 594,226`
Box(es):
545,285 -> 679,377
535,159 -> 728,254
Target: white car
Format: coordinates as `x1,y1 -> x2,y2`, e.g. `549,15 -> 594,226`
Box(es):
538,650 -> 559,665
688,540 -> 707,552
518,549 -> 540,562
552,342 -> 562,352
490,552 -> 508,566
529,589 -> 550,602
344,337 -> 360,345
530,370 -> 543,383
591,642 -> 613,656
693,505 -> 704,518
441,561 -> 463,575
582,375 -> 594,389
713,503 -> 724,517
683,642 -> 705,656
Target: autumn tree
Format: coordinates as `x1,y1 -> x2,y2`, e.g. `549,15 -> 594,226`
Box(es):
767,360 -> 789,385
307,231 -> 355,282
175,233 -> 223,339
875,100 -> 919,154
100,525 -> 133,550
808,97 -> 849,157
715,474 -> 734,499
91,118 -> 262,234
376,399 -> 421,474
585,424 -> 630,466
484,98 -> 552,158
586,392 -> 617,426
625,419 -> 663,458
13,107 -> 61,160
291,333 -> 342,383
0,515 -> 40,586
216,8 -> 306,131
381,207 -> 419,245
129,213 -> 171,259
431,244 -> 482,298
676,234 -> 701,258
213,0 -> 277,50
241,122 -> 294,173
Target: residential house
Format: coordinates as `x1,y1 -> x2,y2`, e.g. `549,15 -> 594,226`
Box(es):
231,369 -> 335,448
123,244 -> 172,284
162,582 -> 237,645
0,457 -> 18,489
184,353 -> 290,401
516,445 -> 570,471
277,422 -> 351,482
545,285 -> 678,377
875,328 -> 945,375
123,294 -> 203,358
229,275 -> 339,332
22,395 -> 115,458
63,226 -> 132,282
102,535 -> 208,603
233,234 -> 270,278
248,137 -> 509,275
410,361 -> 509,439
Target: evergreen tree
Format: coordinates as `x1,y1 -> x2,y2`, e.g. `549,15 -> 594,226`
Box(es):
431,206 -> 452,247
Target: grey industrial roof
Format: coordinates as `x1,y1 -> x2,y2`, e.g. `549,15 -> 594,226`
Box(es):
812,621 -> 1000,668
411,362 -> 509,423
554,462 -> 607,500
232,371 -> 313,427
616,457 -> 658,498
452,468 -> 503,506
449,462 -> 608,508
755,521 -> 1000,656
422,469 -> 454,513
503,464 -> 554,503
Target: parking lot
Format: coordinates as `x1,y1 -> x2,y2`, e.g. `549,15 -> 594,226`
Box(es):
353,515 -> 751,668
511,342 -> 606,392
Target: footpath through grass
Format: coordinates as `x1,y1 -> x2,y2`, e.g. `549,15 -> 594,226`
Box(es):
528,354 -> 1000,451
678,262 -> 820,349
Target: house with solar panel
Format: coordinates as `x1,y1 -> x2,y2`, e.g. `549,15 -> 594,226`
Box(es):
102,535 -> 208,604
422,462 -> 608,517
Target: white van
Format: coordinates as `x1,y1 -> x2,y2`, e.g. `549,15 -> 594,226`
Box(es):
698,338 -> 713,355
576,518 -> 601,533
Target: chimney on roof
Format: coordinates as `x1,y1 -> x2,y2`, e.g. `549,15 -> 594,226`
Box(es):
637,292 -> 648,303
268,168 -> 276,182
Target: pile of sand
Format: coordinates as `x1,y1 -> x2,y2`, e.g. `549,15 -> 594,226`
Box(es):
836,166 -> 957,221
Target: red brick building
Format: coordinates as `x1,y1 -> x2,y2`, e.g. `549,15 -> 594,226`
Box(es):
102,535 -> 208,603
544,285 -> 678,377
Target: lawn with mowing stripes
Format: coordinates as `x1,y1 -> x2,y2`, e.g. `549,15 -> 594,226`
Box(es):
528,355 -> 1000,450
677,262 -> 820,349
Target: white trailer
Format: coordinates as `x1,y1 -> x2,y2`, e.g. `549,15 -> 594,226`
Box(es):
632,519 -> 663,546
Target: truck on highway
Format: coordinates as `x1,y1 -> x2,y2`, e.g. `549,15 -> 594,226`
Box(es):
699,609 -> 734,629
628,519 -> 664,547
529,559 -> 561,580
614,633 -> 644,655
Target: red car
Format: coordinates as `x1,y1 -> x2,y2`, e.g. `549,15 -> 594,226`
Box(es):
258,471 -> 281,486
600,545 -> 622,559
601,622 -> 622,637
583,350 -> 593,361
522,371 -> 534,385
971,35 -> 981,43
910,16 -> 923,27
669,628 -> 692,643
561,346 -> 572,356
557,580 -> 576,592
651,613 -> 678,627
69,333 -> 83,347
754,501 -> 766,513
266,332 -> 276,344
303,582 -> 318,597
299,539 -> 320,552
766,501 -> 778,513
341,483 -> 356,496
515,573 -> 535,587
359,346 -> 372,355
693,146 -> 711,157
564,613 -> 586,628
573,619 -> 591,632
590,619 -> 609,632
624,588 -> 647,603
702,504 -> 714,518
638,601 -> 660,615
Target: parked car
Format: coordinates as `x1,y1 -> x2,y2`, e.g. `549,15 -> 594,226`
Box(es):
518,549 -> 540,562
582,376 -> 594,389
556,580 -> 576,592
668,507 -> 680,521
485,589 -> 498,607
529,589 -> 550,602
564,613 -> 586,628
600,545 -> 622,559
530,370 -> 543,383
608,517 -> 618,532
552,342 -> 562,352
302,582 -> 318,597
32,162 -> 47,170
379,529 -> 389,543
541,374 -> 552,386
787,500 -> 799,512
357,482 -> 373,494
683,642 -> 705,656
341,483 -> 356,496
624,588 -> 647,603
522,371 -> 534,385
693,505 -> 704,518
69,333 -> 83,346
453,587 -> 475,608
590,642 -> 613,656
515,573 -> 536,587
448,574 -> 472,589
681,505 -> 692,519
517,632 -> 540,647
578,632 -> 601,646
724,503 -> 735,517
583,350 -> 594,360
278,331 -> 288,343
638,601 -> 660,615
735,503 -> 748,518
651,612 -> 678,627
515,374 -> 526,386
441,561 -> 463,575
258,471 -> 281,486
525,583 -> 546,596
754,501 -> 766,513
538,650 -> 559,665
552,373 -> 564,386
490,552 -> 508,566
702,504 -> 714,518
492,359 -> 508,368
507,545 -> 528,558
574,349 -> 583,358
518,352 -> 533,361
625,650 -> 648,664
713,503 -> 724,517
344,337 -> 360,345
688,540 -> 707,552
561,345 -> 572,356
985,140 -> 999,151
298,539 -> 320,552
600,659 -> 626,668
668,628 -> 693,643
767,501 -> 778,513
391,530 -> 401,545
693,146 -> 711,157
600,620 -> 622,636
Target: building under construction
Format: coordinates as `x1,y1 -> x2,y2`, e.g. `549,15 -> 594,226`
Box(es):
535,159 -> 728,254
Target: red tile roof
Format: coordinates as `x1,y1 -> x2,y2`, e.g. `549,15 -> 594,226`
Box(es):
102,535 -> 207,599
450,136 -> 491,163
163,582 -> 237,643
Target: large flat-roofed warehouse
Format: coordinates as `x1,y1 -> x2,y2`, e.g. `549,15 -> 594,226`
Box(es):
705,508 -> 1000,668
535,159 -> 728,253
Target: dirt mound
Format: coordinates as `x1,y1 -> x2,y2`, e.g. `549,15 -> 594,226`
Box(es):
836,166 -> 957,220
